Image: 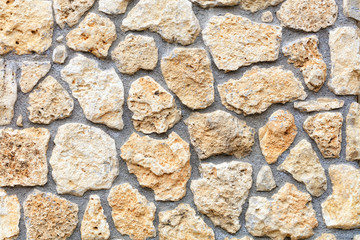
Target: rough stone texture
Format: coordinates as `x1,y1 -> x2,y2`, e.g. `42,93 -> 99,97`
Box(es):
261,11 -> 273,22
121,0 -> 201,45
303,112 -> 343,158
224,237 -> 254,240
202,13 -> 282,72
278,139 -> 327,197
347,102 -> 360,161
53,45 -> 67,64
99,0 -> 131,14
111,34 -> 158,75
158,203 -> 215,240
108,183 -> 156,240
161,48 -> 214,109
185,110 -> 255,160
316,233 -> 337,240
191,161 -> 253,233
190,0 -> 284,12
28,76 -> 74,124
127,76 -> 181,134
50,123 -> 119,196
276,0 -> 338,32
16,115 -> 23,127
294,98 -> 344,112
256,165 -> 276,192
120,132 -> 191,201
283,36 -> 327,92
0,59 -> 17,125
61,54 -> 125,130
23,190 -> 79,240
19,61 -> 51,94
259,110 -> 297,164
246,183 -> 318,239
0,189 -> 20,240
0,128 -> 50,187
66,13 -> 117,59
344,0 -> 360,21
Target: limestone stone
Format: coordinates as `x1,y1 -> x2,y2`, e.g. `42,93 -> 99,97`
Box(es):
256,165 -> 276,192
158,203 -> 215,240
276,0 -> 338,32
316,233 -> 337,240
0,189 -> 20,240
161,48 -> 215,109
99,0 -> 132,14
185,110 -> 255,160
111,34 -> 158,75
67,13 -> 116,59
108,183 -> 156,240
218,66 -> 307,115
189,0 -> 241,7
355,235 -> 360,240
0,128 -> 50,187
121,0 -> 201,45
0,0 -> 53,55
50,123 -> 119,196
283,36 -> 327,92
347,102 -> 360,161
190,0 -> 284,12
19,61 -> 51,94
53,45 -> 67,64
303,112 -> 343,158
259,110 -> 297,164
28,76 -> 74,124
16,115 -> 23,127
261,11 -> 273,22
127,76 -> 181,134
56,35 -> 64,43
202,13 -> 282,72
224,237 -> 253,240
246,183 -> 318,239
61,54 -> 124,130
191,161 -> 252,233
294,98 -> 344,112
0,60 -> 16,125
344,0 -> 360,21
24,190 -> 78,240
120,132 -> 191,201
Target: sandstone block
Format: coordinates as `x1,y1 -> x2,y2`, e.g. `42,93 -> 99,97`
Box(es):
346,102 -> 360,161
99,0 -> 131,14
0,189 -> 20,240
19,61 -> 51,94
294,98 -> 344,112
0,60 -> 17,125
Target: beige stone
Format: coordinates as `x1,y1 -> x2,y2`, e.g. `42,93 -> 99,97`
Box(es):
56,35 -> 64,43
185,110 -> 255,160
355,235 -> 360,240
0,189 -> 20,240
218,66 -> 307,115
161,48 -> 215,109
50,123 -> 119,196
0,60 -> 16,125
158,203 -> 215,240
61,54 -> 124,130
303,112 -> 343,158
190,0 -> 284,12
128,76 -> 181,134
53,45 -> 67,64
261,11 -> 273,22
344,0 -> 360,21
108,183 -> 156,240
294,98 -> 344,112
189,0 -> 241,7
16,115 -> 23,127
99,0 -> 132,14
316,233 -> 337,240
224,237 -> 254,240
347,102 -> 360,161
121,0 -> 201,45
256,165 -> 276,192
191,161 -> 252,233
19,61 -> 51,94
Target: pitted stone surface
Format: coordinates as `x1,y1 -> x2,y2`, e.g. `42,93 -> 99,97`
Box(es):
19,61 -> 51,94
261,11 -> 273,22
0,189 -> 20,240
256,165 -> 276,192
190,0 -> 284,12
294,98 -> 344,112
0,60 -> 17,125
99,0 -> 132,14
346,102 -> 360,161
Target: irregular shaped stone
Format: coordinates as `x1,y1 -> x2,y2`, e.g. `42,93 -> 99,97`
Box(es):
303,112 -> 343,158
259,110 -> 297,164
347,102 -> 360,161
108,183 -> 156,240
276,0 -> 338,32
294,98 -> 344,112
128,76 -> 181,134
111,34 -> 158,75
121,0 -> 201,45
261,11 -> 273,22
202,13 -> 282,72
16,115 -> 23,127
161,48 -> 215,109
0,189 -> 20,240
185,110 -> 255,160
0,128 -> 50,187
256,165 -> 276,192
191,161 -> 252,233
0,0 -> 53,55
218,66 -> 307,115
0,59 -> 16,125
120,132 -> 191,201
344,0 -> 360,21
189,0 -> 241,7
355,235 -> 360,240
316,233 -> 336,240
53,45 -> 67,64
28,76 -> 74,124
246,183 -> 318,239
190,0 -> 284,12
158,203 -> 215,240
283,36 -> 327,92
61,54 -> 124,130
99,0 -> 132,14
50,123 -> 119,196
56,35 -> 65,43
24,190 -> 79,240
19,61 -> 51,93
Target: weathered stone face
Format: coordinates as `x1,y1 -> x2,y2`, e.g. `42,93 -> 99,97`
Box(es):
0,60 -> 17,125
316,233 -> 337,240
343,0 -> 360,21
346,102 -> 360,161
256,165 -> 276,192
261,11 -> 273,22
19,61 -> 51,94
0,189 -> 20,240
190,0 -> 284,12
294,98 -> 344,112
99,0 -> 132,14
224,237 -> 254,240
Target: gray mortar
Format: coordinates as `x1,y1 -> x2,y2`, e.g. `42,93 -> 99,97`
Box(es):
2,0 -> 360,239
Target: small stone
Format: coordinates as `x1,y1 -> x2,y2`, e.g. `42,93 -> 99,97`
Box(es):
50,123 -> 119,196
256,165 -> 276,192
28,76 -> 74,124
261,11 -> 273,22
158,203 -> 215,240
185,110 -> 255,160
190,0 -> 284,12
52,45 -> 67,64
24,190 -> 79,240
111,34 -> 158,75
16,115 -> 23,127
246,183 -> 318,239
344,0 -> 360,21
67,13 -> 116,58
108,183 -> 156,240
121,0 -> 201,45
294,98 -> 344,112
303,112 -> 343,158
347,102 -> 360,161
0,128 -> 50,187
56,35 -> 64,43
0,60 -> 17,125
191,161 -> 252,233
316,233 -> 337,240
127,76 -> 181,134
224,237 -> 254,240
202,13 -> 282,72
259,110 -> 297,164
161,48 -> 215,109
218,66 -> 307,115
19,61 -> 51,94
276,0 -> 338,32
99,0 -> 132,14
283,35 -> 327,92
61,54 -> 124,130
0,189 -> 20,240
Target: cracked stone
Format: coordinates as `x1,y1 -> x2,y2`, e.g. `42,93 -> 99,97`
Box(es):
19,61 -> 51,94
294,98 -> 344,112
347,102 -> 360,161
190,0 -> 284,12
53,45 -> 67,64
344,0 -> 360,21
0,59 -> 16,125
0,189 -> 20,240
261,11 -> 273,22
99,0 -> 132,14
316,233 -> 337,240
256,165 -> 276,192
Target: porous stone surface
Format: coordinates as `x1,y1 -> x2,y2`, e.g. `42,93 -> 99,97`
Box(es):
0,189 -> 20,240
19,61 -> 51,94
294,98 -> 344,112
190,0 -> 284,12
256,165 -> 276,192
346,102 -> 360,161
316,233 -> 337,240
261,11 -> 273,22
0,59 -> 17,125
343,0 -> 360,21
99,0 -> 131,14
52,45 -> 67,64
